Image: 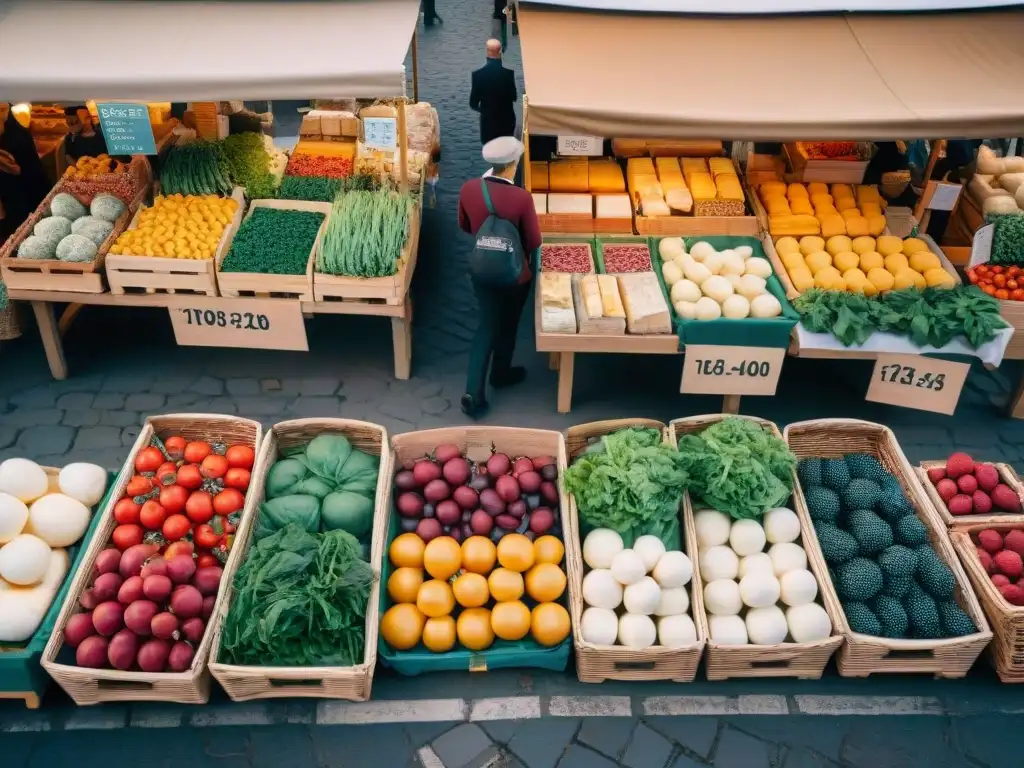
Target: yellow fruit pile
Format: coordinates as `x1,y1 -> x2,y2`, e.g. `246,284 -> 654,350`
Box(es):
64,154 -> 123,180
776,234 -> 956,295
760,182 -> 888,238
380,533 -> 570,654
110,194 -> 238,259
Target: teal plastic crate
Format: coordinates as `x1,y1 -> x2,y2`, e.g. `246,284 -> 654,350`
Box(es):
0,469 -> 119,705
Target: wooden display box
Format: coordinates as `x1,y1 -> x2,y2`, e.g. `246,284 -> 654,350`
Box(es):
216,199 -> 331,302
784,143 -> 872,185
917,460 -> 1024,528
633,186 -> 760,237
538,212 -> 595,234
106,187 -> 245,297
971,225 -> 1024,360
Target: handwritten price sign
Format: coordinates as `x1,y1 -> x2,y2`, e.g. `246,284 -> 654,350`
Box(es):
557,136 -> 603,157
96,102 -> 157,155
865,353 -> 970,415
168,298 -> 308,351
681,345 -> 785,396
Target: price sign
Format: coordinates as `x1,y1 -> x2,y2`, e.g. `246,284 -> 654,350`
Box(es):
865,353 -> 970,415
96,102 -> 157,155
923,181 -> 962,212
168,298 -> 308,352
681,345 -> 786,396
363,117 -> 397,151
557,136 -> 603,156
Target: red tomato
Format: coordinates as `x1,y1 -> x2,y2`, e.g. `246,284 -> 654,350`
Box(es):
224,468 -> 251,491
134,446 -> 164,474
164,541 -> 195,560
112,524 -> 143,550
184,441 -> 214,464
200,454 -> 229,479
977,265 -> 990,275
113,498 -> 141,525
213,488 -> 245,516
125,475 -> 154,498
992,265 -> 1005,274
154,462 -> 178,487
225,445 -> 255,470
162,514 -> 192,542
994,273 -> 1007,288
968,271 -> 979,285
164,435 -> 187,460
1009,266 -> 1022,278
1009,279 -> 1019,291
193,524 -> 222,549
186,491 -> 215,524
1013,289 -> 1024,302
140,499 -> 168,530
176,464 -> 204,490
996,288 -> 1010,300
159,485 -> 189,515
196,553 -> 220,569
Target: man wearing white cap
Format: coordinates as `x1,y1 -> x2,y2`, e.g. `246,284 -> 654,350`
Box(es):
457,136 -> 541,418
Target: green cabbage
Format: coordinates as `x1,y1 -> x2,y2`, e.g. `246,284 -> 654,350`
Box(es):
256,494 -> 320,539
321,490 -> 374,538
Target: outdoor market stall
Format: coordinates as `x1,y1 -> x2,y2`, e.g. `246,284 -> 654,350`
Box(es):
0,0 -> 429,381
516,1 -> 1024,416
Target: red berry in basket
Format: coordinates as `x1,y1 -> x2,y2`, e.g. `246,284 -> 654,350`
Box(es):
936,479 -> 958,503
978,529 -> 1004,554
977,548 -> 994,574
1000,583 -> 1024,606
1005,530 -> 1024,558
946,452 -> 975,479
992,574 -> 1011,588
975,464 -> 1000,493
957,475 -> 979,495
996,551 -> 1024,580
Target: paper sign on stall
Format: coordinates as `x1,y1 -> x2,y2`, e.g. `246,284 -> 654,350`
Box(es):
557,136 -> 603,156
865,353 -> 970,415
923,181 -> 962,211
681,345 -> 785,396
169,298 -> 308,352
96,102 -> 157,155
363,117 -> 398,151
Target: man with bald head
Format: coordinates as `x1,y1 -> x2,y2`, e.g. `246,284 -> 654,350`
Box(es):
470,39 -> 517,146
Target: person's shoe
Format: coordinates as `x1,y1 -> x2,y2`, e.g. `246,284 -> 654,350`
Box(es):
461,394 -> 489,419
490,366 -> 526,389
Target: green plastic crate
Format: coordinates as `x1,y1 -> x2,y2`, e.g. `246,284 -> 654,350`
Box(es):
0,470 -> 120,704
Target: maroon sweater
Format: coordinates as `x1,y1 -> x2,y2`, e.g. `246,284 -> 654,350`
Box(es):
458,176 -> 541,283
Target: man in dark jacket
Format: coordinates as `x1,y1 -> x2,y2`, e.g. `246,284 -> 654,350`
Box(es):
470,39 -> 517,146
0,103 -> 50,245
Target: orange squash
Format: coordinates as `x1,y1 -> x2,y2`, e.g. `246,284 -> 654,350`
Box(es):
457,607 -> 495,651
525,562 -> 566,603
531,602 -> 570,647
533,535 -> 564,565
417,579 -> 455,618
452,572 -> 489,608
461,536 -> 497,575
497,533 -> 535,573
488,567 -> 524,602
387,566 -> 424,604
423,536 -> 462,580
381,603 -> 425,650
389,533 -> 426,569
422,616 -> 457,653
491,600 -> 531,641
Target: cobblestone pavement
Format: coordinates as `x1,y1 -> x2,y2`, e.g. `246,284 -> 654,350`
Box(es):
1,0 -> 1024,766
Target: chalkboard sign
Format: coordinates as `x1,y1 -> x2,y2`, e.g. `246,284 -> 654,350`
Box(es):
96,102 -> 157,155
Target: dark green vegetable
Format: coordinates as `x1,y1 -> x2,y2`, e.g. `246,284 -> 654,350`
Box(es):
989,211 -> 1024,265
220,208 -> 324,275
317,184 -> 412,277
220,524 -> 375,667
257,494 -> 321,538
279,175 -> 345,203
221,132 -> 277,199
161,141 -> 232,196
321,490 -> 375,537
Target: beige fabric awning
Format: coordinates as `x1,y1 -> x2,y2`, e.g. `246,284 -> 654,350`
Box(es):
518,5 -> 1024,140
0,0 -> 419,102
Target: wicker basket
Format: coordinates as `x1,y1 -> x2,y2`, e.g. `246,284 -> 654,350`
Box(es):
950,522 -> 1024,682
669,415 -> 843,680
784,418 -> 992,678
209,418 -> 390,701
0,304 -> 21,341
565,419 -> 705,683
916,461 -> 1024,528
41,414 -> 262,705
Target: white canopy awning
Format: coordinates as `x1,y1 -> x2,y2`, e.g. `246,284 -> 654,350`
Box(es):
0,0 -> 419,102
517,0 -> 1023,13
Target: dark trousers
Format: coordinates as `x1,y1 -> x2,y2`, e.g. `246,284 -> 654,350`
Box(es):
423,0 -> 438,22
466,278 -> 531,400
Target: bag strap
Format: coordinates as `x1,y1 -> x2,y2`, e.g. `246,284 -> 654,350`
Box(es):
480,178 -> 496,215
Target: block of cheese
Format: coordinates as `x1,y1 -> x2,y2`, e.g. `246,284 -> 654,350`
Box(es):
708,157 -> 736,178
630,176 -> 663,198
588,160 -> 625,193
532,193 -> 547,215
666,187 -> 694,213
681,157 -> 708,175
617,272 -> 672,334
628,157 -> 656,174
640,196 -> 671,217
656,157 -> 683,177
540,273 -> 577,334
580,274 -> 603,317
595,194 -> 632,219
531,162 -> 549,191
597,274 -> 626,318
716,175 -> 745,201
611,138 -> 649,158
547,194 -> 593,215
549,160 -> 589,193
688,172 -> 717,200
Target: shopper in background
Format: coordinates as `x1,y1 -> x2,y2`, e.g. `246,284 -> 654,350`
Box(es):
457,136 -> 540,419
423,0 -> 442,26
0,102 -> 50,245
493,0 -> 509,51
470,39 -> 517,146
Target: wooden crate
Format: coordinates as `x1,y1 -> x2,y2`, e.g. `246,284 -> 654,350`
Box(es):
106,187 -> 245,296
209,418 -> 390,701
41,414 -> 262,705
216,199 -> 331,301
564,419 -> 706,683
634,211 -> 759,237
784,418 -> 992,678
784,143 -> 871,185
916,461 -> 1024,528
669,415 -> 843,680
313,205 -> 419,305
970,225 -> 1024,360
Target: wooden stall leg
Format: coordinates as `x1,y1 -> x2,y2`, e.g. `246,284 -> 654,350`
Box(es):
31,301 -> 68,381
556,352 -> 575,414
548,352 -> 560,371
722,395 -> 741,414
1009,373 -> 1024,420
58,303 -> 83,336
391,304 -> 412,380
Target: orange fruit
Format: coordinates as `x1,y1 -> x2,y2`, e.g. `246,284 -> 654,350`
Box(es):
387,567 -> 424,604
533,535 -> 565,565
423,536 -> 462,580
452,572 -> 490,608
488,567 -> 525,602
461,536 -> 497,575
416,579 -> 455,618
497,533 -> 535,573
381,603 -> 425,650
531,602 -> 570,647
525,563 -> 566,603
422,616 -> 457,653
491,600 -> 531,641
457,607 -> 495,651
390,533 -> 425,569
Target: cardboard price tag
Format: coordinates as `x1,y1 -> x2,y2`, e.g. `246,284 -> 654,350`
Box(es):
557,135 -> 603,156
681,345 -> 785,396
168,298 -> 308,352
865,353 -> 970,415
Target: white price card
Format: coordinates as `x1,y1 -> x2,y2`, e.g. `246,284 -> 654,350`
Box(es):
865,353 -> 970,415
168,298 -> 308,352
925,181 -> 962,211
681,345 -> 786,396
363,117 -> 398,151
557,136 -> 603,156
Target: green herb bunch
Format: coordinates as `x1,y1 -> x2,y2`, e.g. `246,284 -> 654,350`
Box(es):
989,212 -> 1024,265
278,175 -> 345,203
317,184 -> 411,277
160,140 -> 233,196
221,132 -> 277,199
220,208 -> 324,275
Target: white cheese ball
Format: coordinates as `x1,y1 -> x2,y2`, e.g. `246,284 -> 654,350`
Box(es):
581,606 -> 619,646
633,535 -> 666,573
763,507 -> 801,544
670,278 -> 702,305
28,493 -> 90,547
780,569 -> 819,607
652,550 -> 693,588
704,578 -> 743,616
0,459 -> 49,503
735,245 -> 754,260
583,529 -> 624,569
610,549 -> 647,586
618,613 -> 657,649
786,602 -> 833,643
674,300 -> 698,320
738,552 -> 774,579
689,241 -> 716,262
0,533 -> 51,585
768,542 -> 808,576
743,256 -> 772,279
662,260 -> 684,287
658,237 -> 686,261
739,571 -> 781,608
709,614 -> 748,645
700,545 -> 739,582
694,509 -> 731,548
658,614 -> 697,648
623,576 -> 662,615
729,519 -> 767,557
745,605 -> 789,645
0,493 -> 29,544
654,586 -> 690,617
582,569 -> 623,610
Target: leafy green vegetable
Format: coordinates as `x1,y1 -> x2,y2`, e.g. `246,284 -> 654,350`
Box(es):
278,175 -> 345,203
562,428 -> 687,548
220,524 -> 375,667
257,494 -> 321,538
220,208 -> 324,275
322,490 -> 374,537
676,417 -> 796,521
161,140 -> 233,196
221,132 -> 277,199
989,212 -> 1024,265
317,184 -> 411,277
